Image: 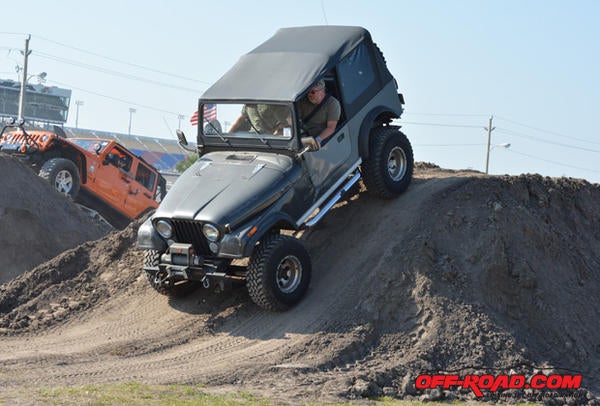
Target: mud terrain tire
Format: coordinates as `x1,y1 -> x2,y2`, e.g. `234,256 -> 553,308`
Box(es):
247,234 -> 312,311
143,249 -> 198,297
39,158 -> 81,198
362,127 -> 413,199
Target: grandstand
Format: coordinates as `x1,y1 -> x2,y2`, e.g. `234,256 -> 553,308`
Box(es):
0,77 -> 191,172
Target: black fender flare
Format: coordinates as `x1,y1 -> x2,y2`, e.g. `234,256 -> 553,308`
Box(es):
241,212 -> 298,258
55,141 -> 88,184
358,106 -> 399,160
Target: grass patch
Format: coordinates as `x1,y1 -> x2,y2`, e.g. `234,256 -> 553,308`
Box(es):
13,382 -> 272,405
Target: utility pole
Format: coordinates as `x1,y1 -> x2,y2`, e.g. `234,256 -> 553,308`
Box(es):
17,35 -> 31,120
484,115 -> 495,175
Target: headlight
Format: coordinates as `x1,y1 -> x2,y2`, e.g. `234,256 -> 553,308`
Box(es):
202,223 -> 220,242
155,220 -> 173,239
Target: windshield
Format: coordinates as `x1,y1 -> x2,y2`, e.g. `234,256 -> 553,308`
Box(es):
71,139 -> 110,153
201,103 -> 293,139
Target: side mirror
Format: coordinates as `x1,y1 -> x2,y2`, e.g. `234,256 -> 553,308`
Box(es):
176,129 -> 188,146
94,143 -> 102,155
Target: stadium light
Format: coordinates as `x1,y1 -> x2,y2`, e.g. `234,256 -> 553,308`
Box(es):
128,107 -> 137,135
75,100 -> 84,128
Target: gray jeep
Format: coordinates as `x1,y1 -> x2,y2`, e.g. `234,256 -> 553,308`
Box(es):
137,26 -> 413,311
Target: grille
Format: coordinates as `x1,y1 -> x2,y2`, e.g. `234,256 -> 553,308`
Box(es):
170,219 -> 211,255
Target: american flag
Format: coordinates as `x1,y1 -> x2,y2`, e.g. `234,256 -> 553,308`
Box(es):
190,104 -> 217,126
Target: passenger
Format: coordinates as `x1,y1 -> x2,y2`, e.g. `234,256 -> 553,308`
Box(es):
229,104 -> 291,135
298,79 -> 341,150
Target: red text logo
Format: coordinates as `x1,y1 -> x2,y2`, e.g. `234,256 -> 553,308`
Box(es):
415,374 -> 582,397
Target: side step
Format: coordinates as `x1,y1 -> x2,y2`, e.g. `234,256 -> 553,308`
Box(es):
304,170 -> 361,228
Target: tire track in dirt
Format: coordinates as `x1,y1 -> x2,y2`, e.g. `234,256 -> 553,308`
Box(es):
0,172 -> 467,393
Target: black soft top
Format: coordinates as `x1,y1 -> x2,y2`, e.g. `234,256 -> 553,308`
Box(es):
200,26 -> 369,103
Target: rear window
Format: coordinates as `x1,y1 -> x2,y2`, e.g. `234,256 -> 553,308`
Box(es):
338,43 -> 376,105
135,163 -> 156,191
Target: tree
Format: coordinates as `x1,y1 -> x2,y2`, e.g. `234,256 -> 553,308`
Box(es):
176,154 -> 198,173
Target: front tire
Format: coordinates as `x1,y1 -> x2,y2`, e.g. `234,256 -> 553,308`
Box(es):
39,158 -> 81,198
362,127 -> 413,199
247,235 -> 312,311
144,249 -> 198,297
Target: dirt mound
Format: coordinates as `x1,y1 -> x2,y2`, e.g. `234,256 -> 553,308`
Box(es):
0,155 -> 111,284
0,221 -> 142,333
0,167 -> 599,403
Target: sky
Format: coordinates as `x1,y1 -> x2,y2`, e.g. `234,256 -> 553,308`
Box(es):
1,0 -> 599,182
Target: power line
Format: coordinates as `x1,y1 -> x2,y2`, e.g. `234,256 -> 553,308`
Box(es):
505,148 -> 600,174
46,79 -> 182,116
403,112 -> 489,118
495,115 -> 600,146
414,143 -> 485,147
32,34 -> 211,85
496,128 -> 600,154
399,121 -> 482,129
34,51 -> 203,93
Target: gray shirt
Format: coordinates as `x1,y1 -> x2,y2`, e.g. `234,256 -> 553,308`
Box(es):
298,95 -> 341,137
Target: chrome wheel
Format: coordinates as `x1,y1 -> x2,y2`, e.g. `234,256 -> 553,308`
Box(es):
55,169 -> 74,194
387,146 -> 407,181
276,255 -> 302,294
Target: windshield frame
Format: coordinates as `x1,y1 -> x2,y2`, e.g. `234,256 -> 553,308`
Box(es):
70,138 -> 111,154
197,100 -> 300,153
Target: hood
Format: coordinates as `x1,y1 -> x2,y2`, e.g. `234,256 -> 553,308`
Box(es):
155,151 -> 297,228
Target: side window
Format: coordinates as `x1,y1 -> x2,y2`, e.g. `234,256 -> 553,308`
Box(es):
338,43 -> 376,105
106,147 -> 133,173
135,163 -> 156,191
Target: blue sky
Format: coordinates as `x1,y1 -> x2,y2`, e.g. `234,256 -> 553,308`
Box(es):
1,1 -> 599,182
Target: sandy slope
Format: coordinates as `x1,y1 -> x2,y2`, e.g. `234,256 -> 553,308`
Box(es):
1,163 -> 599,403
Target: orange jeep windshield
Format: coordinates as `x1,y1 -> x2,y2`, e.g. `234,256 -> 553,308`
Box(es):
70,139 -> 110,153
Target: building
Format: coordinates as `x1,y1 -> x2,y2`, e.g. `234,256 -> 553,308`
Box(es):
0,79 -> 71,124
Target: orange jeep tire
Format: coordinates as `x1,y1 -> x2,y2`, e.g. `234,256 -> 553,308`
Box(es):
39,158 -> 81,198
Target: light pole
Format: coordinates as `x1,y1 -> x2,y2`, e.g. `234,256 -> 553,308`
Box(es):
75,100 -> 84,128
128,107 -> 136,135
177,114 -> 184,130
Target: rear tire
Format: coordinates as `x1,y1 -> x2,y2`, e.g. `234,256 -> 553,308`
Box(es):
247,234 -> 311,311
362,127 -> 413,199
39,157 -> 81,198
144,249 -> 198,297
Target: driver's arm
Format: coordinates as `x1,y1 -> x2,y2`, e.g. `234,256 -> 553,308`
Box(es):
229,114 -> 245,132
316,120 -> 338,144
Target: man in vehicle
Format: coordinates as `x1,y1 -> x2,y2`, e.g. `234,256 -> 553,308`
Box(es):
297,79 -> 341,149
229,103 -> 291,135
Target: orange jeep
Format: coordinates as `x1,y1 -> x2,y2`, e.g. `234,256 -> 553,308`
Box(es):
0,118 -> 166,227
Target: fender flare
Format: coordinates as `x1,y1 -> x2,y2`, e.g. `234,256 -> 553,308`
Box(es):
241,212 -> 298,258
358,106 -> 399,160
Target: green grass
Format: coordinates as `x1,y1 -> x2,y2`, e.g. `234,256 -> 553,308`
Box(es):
1,382 -> 272,406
